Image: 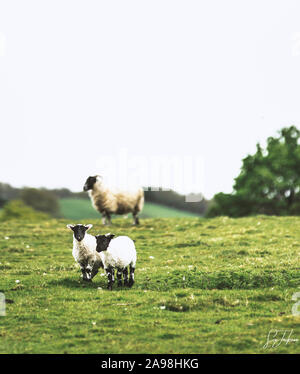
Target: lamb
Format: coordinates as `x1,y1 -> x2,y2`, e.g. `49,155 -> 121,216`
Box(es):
95,233 -> 137,290
67,224 -> 103,281
83,175 -> 144,225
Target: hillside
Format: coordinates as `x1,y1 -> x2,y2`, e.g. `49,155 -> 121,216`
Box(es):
59,198 -> 200,220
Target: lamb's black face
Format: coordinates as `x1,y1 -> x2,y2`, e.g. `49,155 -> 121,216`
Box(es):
72,225 -> 87,241
83,176 -> 97,191
95,234 -> 115,252
67,224 -> 92,241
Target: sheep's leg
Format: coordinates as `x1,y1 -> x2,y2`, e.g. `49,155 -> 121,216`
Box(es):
102,213 -> 107,225
132,212 -> 140,225
106,213 -> 112,225
102,212 -> 112,226
132,195 -> 143,225
123,267 -> 129,286
106,266 -> 114,290
129,264 -> 135,287
117,268 -> 123,287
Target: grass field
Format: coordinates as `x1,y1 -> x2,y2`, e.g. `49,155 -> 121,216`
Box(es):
0,216 -> 300,353
59,198 -> 200,220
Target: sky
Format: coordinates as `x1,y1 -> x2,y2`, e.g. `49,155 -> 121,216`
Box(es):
1,0 -> 300,199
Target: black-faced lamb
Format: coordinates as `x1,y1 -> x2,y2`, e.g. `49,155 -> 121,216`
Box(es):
95,233 -> 137,290
67,224 -> 103,281
83,175 -> 144,225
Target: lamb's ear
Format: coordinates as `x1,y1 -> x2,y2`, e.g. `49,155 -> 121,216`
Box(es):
95,234 -> 114,252
85,224 -> 93,231
67,224 -> 75,231
105,233 -> 115,240
95,235 -> 109,252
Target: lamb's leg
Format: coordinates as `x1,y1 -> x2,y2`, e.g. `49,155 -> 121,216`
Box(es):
79,263 -> 89,281
85,263 -> 94,281
81,269 -> 88,281
123,267 -> 129,286
106,266 -> 114,290
129,264 -> 135,287
91,265 -> 99,280
117,268 -> 123,287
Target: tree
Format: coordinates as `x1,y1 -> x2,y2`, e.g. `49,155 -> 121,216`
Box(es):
20,188 -> 61,217
207,126 -> 300,217
0,182 -> 19,206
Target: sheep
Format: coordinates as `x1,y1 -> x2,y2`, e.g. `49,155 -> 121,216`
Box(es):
67,224 -> 103,281
95,233 -> 137,290
83,175 -> 144,225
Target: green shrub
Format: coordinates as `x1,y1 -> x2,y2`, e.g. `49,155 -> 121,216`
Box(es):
20,188 -> 61,217
0,200 -> 50,221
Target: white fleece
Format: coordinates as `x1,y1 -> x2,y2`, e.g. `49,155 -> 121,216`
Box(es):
88,176 -> 144,224
72,233 -> 102,275
99,236 -> 137,270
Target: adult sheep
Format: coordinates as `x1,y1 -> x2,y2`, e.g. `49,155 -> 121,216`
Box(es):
83,175 -> 144,225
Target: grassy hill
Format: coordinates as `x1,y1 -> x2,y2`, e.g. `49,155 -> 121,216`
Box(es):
0,216 -> 299,353
59,198 -> 200,220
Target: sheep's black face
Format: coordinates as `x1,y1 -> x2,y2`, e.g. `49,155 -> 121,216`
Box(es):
95,234 -> 115,252
67,224 -> 93,241
83,176 -> 97,191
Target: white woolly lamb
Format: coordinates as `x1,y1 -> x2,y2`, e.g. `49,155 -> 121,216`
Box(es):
83,175 -> 144,225
67,224 -> 103,281
95,234 -> 137,290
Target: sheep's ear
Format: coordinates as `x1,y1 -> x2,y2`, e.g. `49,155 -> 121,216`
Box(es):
67,224 -> 75,231
85,224 -> 93,231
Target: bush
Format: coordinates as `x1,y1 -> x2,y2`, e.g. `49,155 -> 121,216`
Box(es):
0,200 -> 50,221
0,197 -> 7,208
20,188 -> 61,217
0,182 -> 19,201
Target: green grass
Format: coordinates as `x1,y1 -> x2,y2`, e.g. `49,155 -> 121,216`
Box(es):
59,198 -> 200,220
59,198 -> 100,220
0,216 -> 300,353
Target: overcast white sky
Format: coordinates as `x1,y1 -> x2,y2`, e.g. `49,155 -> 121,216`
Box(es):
1,0 -> 300,198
